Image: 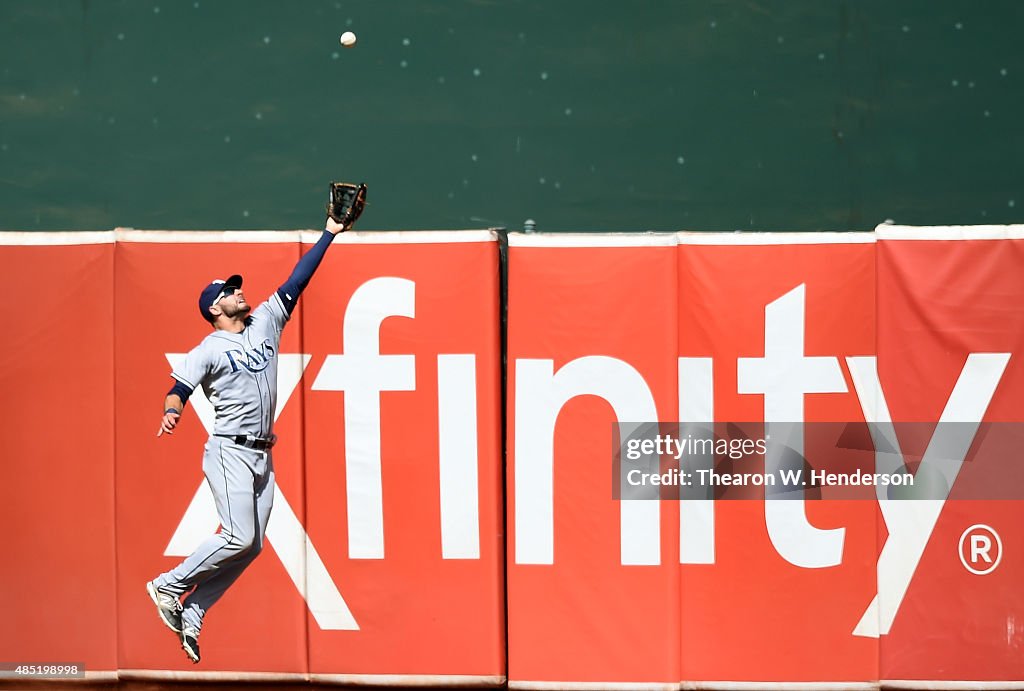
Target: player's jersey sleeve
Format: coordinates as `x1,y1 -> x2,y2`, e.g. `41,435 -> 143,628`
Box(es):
252,293 -> 289,335
171,342 -> 214,390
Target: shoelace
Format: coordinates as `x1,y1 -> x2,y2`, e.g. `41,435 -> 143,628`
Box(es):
157,591 -> 183,612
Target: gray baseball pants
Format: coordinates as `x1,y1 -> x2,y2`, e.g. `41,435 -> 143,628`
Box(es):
153,436 -> 275,632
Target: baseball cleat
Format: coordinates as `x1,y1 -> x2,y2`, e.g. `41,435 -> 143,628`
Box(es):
180,625 -> 201,664
146,581 -> 183,634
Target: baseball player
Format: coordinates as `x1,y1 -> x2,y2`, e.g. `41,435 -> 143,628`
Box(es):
146,213 -> 352,664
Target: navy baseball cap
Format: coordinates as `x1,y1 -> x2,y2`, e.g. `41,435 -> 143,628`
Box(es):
198,274 -> 243,323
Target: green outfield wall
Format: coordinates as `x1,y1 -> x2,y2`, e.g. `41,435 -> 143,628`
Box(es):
1,0 -> 1022,232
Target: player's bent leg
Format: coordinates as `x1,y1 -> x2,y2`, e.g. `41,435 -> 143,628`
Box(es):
181,539 -> 262,628
152,439 -> 261,596
179,463 -> 275,634
161,449 -> 275,665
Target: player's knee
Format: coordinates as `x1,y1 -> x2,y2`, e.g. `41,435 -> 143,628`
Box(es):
224,531 -> 257,555
238,534 -> 264,560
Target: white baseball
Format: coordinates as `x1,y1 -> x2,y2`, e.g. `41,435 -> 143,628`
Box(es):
340,31 -> 357,48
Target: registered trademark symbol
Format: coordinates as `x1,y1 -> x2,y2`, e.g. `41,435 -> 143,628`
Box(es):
959,524 -> 1002,575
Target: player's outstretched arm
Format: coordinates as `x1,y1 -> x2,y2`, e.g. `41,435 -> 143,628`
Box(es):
275,218 -> 345,316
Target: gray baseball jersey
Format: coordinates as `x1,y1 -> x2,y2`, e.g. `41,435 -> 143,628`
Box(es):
171,293 -> 288,439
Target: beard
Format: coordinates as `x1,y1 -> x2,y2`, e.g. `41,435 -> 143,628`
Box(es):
222,301 -> 252,319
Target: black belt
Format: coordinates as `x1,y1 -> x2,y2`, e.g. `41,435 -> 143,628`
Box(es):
215,434 -> 276,450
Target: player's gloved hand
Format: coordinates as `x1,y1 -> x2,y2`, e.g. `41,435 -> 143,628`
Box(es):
157,410 -> 181,437
325,181 -> 367,233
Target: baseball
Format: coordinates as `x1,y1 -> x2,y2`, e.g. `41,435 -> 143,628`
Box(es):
340,31 -> 357,48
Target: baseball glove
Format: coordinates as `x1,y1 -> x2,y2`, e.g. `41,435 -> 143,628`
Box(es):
326,182 -> 368,229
